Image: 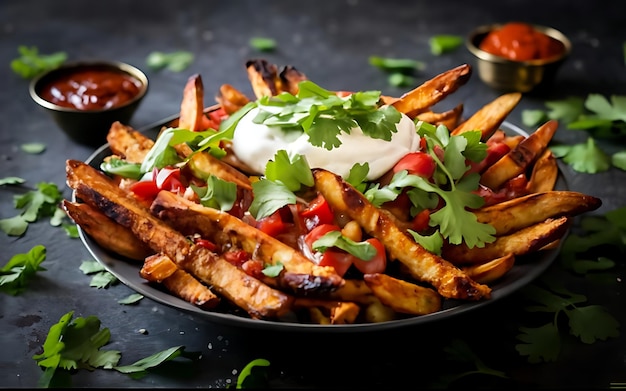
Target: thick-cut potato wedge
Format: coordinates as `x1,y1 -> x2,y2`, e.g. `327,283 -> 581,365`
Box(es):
216,84 -> 251,115
313,168 -> 491,300
279,65 -> 307,95
150,190 -> 345,294
451,92 -> 522,140
363,273 -> 442,315
462,253 -> 515,284
442,217 -> 571,265
106,121 -> 154,164
391,64 -> 472,117
65,159 -> 293,319
415,103 -> 464,129
179,74 -> 210,131
526,149 -> 559,193
246,59 -> 283,98
473,190 -> 601,236
480,120 -> 558,190
141,253 -> 220,309
186,151 -> 253,190
293,298 -> 360,324
62,200 -> 153,261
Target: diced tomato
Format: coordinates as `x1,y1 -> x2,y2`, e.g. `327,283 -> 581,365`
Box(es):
303,224 -> 341,250
241,259 -> 265,279
155,167 -> 185,193
411,208 -> 431,232
475,174 -> 529,206
194,238 -> 218,251
223,249 -> 251,267
129,179 -> 160,202
300,194 -> 335,227
318,250 -> 354,277
392,151 -> 436,178
351,238 -> 387,275
466,141 -> 510,175
256,210 -> 289,237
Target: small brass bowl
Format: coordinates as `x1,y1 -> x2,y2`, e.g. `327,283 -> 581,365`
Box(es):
466,24 -> 571,93
29,60 -> 148,147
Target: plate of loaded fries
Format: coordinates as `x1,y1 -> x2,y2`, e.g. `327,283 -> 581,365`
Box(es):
64,59 -> 602,332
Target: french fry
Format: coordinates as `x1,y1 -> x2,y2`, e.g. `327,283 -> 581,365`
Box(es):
451,92 -> 522,140
185,151 -> 253,190
246,58 -> 283,98
442,217 -> 571,265
150,190 -> 345,294
141,253 -> 220,309
313,168 -> 491,301
215,84 -> 250,115
480,120 -> 558,190
391,64 -> 472,117
62,200 -> 153,261
66,159 -> 294,319
179,73 -> 210,131
473,190 -> 601,236
363,273 -> 442,316
415,103 -> 464,129
526,149 -> 559,193
462,253 -> 515,284
279,65 -> 307,95
106,121 -> 154,164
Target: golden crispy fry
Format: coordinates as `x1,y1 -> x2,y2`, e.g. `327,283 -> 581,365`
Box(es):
462,253 -> 515,284
451,92 -> 522,140
313,168 -> 491,300
66,159 -> 294,319
415,103 -> 464,129
279,65 -> 307,95
294,298 -> 360,324
150,190 -> 345,294
141,253 -> 220,309
179,74 -> 209,131
186,151 -> 253,190
246,58 -> 283,98
363,273 -> 442,315
106,121 -> 154,164
480,120 -> 558,190
62,200 -> 153,261
442,217 -> 571,265
215,84 -> 251,115
363,298 -> 397,323
473,190 -> 601,236
308,307 -> 331,324
391,64 -> 472,117
526,149 -> 559,193
331,302 -> 360,324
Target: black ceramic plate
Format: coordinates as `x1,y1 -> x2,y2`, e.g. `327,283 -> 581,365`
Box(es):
77,119 -> 565,333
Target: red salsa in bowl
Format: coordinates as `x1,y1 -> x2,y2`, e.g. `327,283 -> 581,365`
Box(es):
29,61 -> 148,146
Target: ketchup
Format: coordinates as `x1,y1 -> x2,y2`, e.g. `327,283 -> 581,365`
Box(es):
39,67 -> 143,110
479,22 -> 564,61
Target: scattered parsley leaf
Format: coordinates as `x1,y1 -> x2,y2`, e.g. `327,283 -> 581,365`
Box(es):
248,179 -> 296,220
262,262 -> 284,278
79,260 -> 118,289
113,345 -> 199,379
63,223 -> 79,238
249,37 -> 277,52
21,142 -> 46,154
368,56 -> 425,73
312,230 -> 377,260
79,260 -> 105,274
11,46 -> 67,79
0,181 -> 66,236
0,245 -> 46,295
191,175 -> 237,212
264,150 -> 314,192
388,72 -> 414,87
0,176 -> 25,186
236,358 -> 270,389
550,137 -> 611,173
521,109 -> 548,128
117,293 -> 144,305
429,35 -> 463,55
146,51 -> 194,72
611,150 -> 626,171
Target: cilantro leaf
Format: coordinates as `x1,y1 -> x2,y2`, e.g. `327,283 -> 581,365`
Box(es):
248,179 -> 296,220
262,262 -> 284,277
264,150 -> 314,191
114,345 -> 198,379
429,35 -> 463,55
21,142 -> 46,154
566,305 -> 620,344
249,37 -> 277,52
1,182 -> 66,236
118,293 -> 144,305
0,176 -> 25,186
550,137 -> 611,173
368,56 -> 425,73
611,150 -> 626,171
515,323 -> 562,364
191,175 -> 237,212
146,51 -> 194,72
0,245 -> 46,295
236,358 -> 270,389
11,46 -> 67,79
312,230 -> 377,260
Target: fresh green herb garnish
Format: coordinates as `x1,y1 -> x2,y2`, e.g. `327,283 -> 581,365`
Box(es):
429,35 -> 464,55
0,176 -> 25,186
79,260 -> 118,289
146,51 -> 194,72
33,311 -> 198,387
249,37 -> 277,52
550,137 -> 611,173
0,245 -> 46,295
264,150 -> 314,192
190,175 -> 237,212
21,142 -> 46,154
117,293 -> 144,305
368,56 -> 426,73
388,73 -> 415,87
236,358 -> 270,389
0,181 -> 66,237
11,46 -> 67,79
248,179 -> 296,220
100,157 -> 143,180
262,262 -> 284,278
312,230 -> 376,260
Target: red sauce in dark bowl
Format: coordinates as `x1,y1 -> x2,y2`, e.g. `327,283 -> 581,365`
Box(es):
39,66 -> 143,111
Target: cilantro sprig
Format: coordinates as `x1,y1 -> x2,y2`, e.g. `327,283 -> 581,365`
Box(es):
33,311 -> 199,388
0,245 -> 46,295
11,46 -> 67,79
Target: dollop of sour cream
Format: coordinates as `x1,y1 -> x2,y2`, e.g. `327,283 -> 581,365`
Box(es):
231,107 -> 421,180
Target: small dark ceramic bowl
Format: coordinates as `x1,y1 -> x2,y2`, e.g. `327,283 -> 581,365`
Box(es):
29,60 -> 148,147
466,24 -> 571,93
